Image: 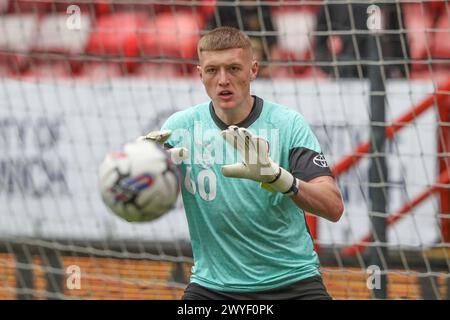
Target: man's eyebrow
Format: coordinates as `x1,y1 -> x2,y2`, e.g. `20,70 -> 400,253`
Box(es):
203,62 -> 243,68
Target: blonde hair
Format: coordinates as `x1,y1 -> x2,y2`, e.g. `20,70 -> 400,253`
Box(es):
197,27 -> 253,57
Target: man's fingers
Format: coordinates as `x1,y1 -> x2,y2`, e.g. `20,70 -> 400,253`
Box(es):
236,128 -> 252,152
144,130 -> 172,144
236,127 -> 270,165
237,127 -> 253,139
221,126 -> 270,165
221,126 -> 245,153
237,127 -> 265,153
255,137 -> 270,162
221,163 -> 248,178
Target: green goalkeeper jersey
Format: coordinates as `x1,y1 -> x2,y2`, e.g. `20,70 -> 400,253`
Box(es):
161,96 -> 332,292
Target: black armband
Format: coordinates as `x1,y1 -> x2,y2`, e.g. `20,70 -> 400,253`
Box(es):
289,148 -> 333,181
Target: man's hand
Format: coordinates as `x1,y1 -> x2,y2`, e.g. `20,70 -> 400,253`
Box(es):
137,130 -> 188,164
220,125 -> 298,196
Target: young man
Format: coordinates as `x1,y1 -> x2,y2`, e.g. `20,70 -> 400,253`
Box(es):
142,27 -> 344,300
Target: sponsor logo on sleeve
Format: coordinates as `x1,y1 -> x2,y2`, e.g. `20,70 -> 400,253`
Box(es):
313,153 -> 329,168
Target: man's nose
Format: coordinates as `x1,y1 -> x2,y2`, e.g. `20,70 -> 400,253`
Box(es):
218,69 -> 229,86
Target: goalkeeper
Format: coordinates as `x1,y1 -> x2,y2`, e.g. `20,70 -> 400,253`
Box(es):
142,27 -> 344,300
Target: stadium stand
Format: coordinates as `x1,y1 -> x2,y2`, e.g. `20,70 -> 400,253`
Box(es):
1,0 -> 449,300
1,0 -> 447,80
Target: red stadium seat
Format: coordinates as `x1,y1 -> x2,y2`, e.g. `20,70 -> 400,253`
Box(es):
86,12 -> 151,74
198,0 -> 216,18
140,11 -> 202,59
87,11 -> 203,75
87,12 -> 149,56
91,0 -> 216,18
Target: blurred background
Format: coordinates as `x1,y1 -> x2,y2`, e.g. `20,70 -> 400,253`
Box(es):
0,0 -> 449,300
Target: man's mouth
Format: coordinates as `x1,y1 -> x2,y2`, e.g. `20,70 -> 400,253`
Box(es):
218,90 -> 233,97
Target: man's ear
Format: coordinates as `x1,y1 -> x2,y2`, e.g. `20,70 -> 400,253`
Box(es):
250,60 -> 259,81
197,65 -> 203,81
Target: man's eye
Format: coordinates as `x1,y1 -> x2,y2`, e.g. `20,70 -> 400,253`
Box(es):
229,66 -> 240,72
205,68 -> 216,74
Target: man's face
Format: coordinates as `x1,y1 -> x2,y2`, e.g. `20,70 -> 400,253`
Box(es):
197,48 -> 258,111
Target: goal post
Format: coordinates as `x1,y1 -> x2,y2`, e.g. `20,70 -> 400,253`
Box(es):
0,0 -> 449,300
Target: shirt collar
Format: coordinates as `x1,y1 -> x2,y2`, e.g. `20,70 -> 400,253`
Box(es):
209,95 -> 263,130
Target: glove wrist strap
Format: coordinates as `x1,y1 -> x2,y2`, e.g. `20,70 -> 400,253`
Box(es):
268,167 -> 299,197
283,177 -> 299,197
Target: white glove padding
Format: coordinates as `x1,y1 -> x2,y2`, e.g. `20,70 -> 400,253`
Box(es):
137,130 -> 189,164
220,125 -> 299,196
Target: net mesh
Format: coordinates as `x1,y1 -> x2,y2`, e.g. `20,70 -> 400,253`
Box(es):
0,0 -> 449,299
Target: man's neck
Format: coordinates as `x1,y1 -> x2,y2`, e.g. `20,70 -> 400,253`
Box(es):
214,96 -> 255,126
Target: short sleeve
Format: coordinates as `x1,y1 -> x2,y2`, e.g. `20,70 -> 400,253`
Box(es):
289,113 -> 333,181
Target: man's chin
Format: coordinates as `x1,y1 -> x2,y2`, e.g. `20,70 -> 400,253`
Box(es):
214,99 -> 236,110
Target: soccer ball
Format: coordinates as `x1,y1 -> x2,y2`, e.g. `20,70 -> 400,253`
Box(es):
99,140 -> 180,222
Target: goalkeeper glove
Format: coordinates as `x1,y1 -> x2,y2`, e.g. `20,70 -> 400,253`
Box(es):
220,125 -> 299,196
137,130 -> 189,164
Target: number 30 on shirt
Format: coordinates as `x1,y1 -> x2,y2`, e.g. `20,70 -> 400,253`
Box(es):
184,166 -> 217,201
